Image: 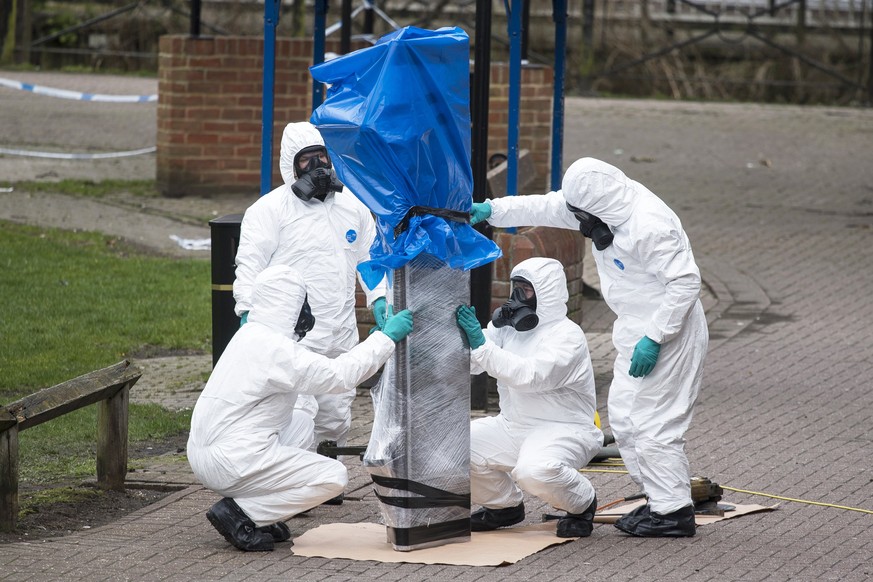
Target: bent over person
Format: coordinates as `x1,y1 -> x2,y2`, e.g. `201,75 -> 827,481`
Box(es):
470,158 -> 708,537
455,257 -> 603,538
188,265 -> 413,551
233,122 -> 389,465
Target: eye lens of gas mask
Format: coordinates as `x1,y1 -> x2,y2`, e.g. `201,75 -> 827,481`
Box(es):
566,202 -> 614,251
295,294 -> 316,339
491,279 -> 539,332
295,146 -> 330,175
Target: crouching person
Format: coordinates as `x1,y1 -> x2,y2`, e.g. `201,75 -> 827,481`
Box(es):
187,265 -> 413,551
455,257 -> 603,538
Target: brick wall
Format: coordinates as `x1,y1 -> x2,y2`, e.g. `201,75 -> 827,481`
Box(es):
487,63 -> 555,194
157,35 -> 554,196
157,35 -> 336,196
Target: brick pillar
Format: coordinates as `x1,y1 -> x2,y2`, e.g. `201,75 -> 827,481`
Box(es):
487,63 -> 555,193
157,35 -> 315,197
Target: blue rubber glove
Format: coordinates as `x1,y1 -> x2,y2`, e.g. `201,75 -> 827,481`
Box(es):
381,307 -> 414,342
629,336 -> 661,378
456,305 -> 486,350
371,297 -> 388,330
239,311 -> 249,327
470,202 -> 492,226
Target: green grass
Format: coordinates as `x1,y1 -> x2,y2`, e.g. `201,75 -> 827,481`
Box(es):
7,179 -> 159,199
0,220 -> 211,396
0,219 -> 209,489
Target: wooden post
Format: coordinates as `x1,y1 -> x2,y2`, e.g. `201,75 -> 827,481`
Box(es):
96,384 -> 130,490
13,0 -> 29,65
0,415 -> 20,532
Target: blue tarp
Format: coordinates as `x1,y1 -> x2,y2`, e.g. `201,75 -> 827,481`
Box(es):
310,26 -> 501,289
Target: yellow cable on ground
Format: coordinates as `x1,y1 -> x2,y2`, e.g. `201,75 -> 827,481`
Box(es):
579,465 -> 873,515
722,486 -> 873,515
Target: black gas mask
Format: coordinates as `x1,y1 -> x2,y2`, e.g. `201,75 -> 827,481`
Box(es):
294,294 -> 316,339
566,202 -> 614,251
291,146 -> 343,202
492,278 -> 539,332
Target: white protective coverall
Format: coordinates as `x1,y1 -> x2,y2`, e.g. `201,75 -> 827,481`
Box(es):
233,121 -> 387,447
486,158 -> 708,514
188,265 -> 396,525
469,257 -> 603,514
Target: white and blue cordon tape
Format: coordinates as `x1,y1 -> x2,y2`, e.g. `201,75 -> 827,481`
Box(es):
0,76 -> 158,103
0,76 -> 157,158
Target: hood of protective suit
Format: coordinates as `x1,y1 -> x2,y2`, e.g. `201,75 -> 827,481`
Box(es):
247,264 -> 307,339
279,122 -> 327,183
561,157 -> 640,227
509,257 -> 568,326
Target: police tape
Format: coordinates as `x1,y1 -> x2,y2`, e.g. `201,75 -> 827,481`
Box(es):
0,76 -> 157,103
0,146 -> 156,159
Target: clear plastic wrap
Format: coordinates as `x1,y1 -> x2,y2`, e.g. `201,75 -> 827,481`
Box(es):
364,253 -> 471,551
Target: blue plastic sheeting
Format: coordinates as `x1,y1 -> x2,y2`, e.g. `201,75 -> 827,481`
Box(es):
310,26 -> 501,289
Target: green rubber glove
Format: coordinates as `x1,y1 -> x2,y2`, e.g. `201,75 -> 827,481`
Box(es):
371,297 -> 388,330
381,307 -> 414,342
239,311 -> 249,327
456,304 -> 486,350
470,202 -> 492,226
629,336 -> 661,378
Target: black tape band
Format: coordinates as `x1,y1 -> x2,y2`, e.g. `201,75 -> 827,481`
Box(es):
371,474 -> 471,509
386,518 -> 471,548
394,205 -> 470,237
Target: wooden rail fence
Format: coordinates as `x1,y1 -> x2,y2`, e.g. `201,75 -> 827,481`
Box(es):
0,360 -> 143,532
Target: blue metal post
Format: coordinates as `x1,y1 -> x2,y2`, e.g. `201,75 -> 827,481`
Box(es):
551,0 -> 567,191
260,0 -> 280,195
312,0 -> 328,110
506,0 -> 522,197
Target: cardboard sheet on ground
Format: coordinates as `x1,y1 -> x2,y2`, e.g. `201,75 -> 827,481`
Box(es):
593,498 -> 777,525
293,501 -> 776,566
291,522 -> 574,567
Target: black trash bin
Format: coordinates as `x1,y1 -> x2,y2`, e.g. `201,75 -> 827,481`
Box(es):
209,214 -> 244,367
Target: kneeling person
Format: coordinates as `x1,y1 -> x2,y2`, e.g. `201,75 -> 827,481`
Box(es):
187,265 -> 413,551
455,257 -> 602,538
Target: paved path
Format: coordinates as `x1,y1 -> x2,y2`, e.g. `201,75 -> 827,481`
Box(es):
1,71 -> 872,581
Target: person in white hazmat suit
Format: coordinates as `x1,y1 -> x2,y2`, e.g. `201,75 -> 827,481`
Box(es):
188,265 -> 413,552
455,257 -> 603,538
233,122 -> 389,492
470,158 -> 708,537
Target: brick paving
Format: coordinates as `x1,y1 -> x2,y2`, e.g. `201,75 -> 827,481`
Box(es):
1,74 -> 872,580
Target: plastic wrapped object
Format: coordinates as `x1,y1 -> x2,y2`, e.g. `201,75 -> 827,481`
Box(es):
364,253 -> 471,550
310,26 -> 503,551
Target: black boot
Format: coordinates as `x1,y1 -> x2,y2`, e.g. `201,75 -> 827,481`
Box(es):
256,521 -> 293,543
322,493 -> 344,506
206,498 -> 275,551
470,502 -> 525,532
615,504 -> 696,537
614,502 -> 650,532
556,496 -> 597,538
